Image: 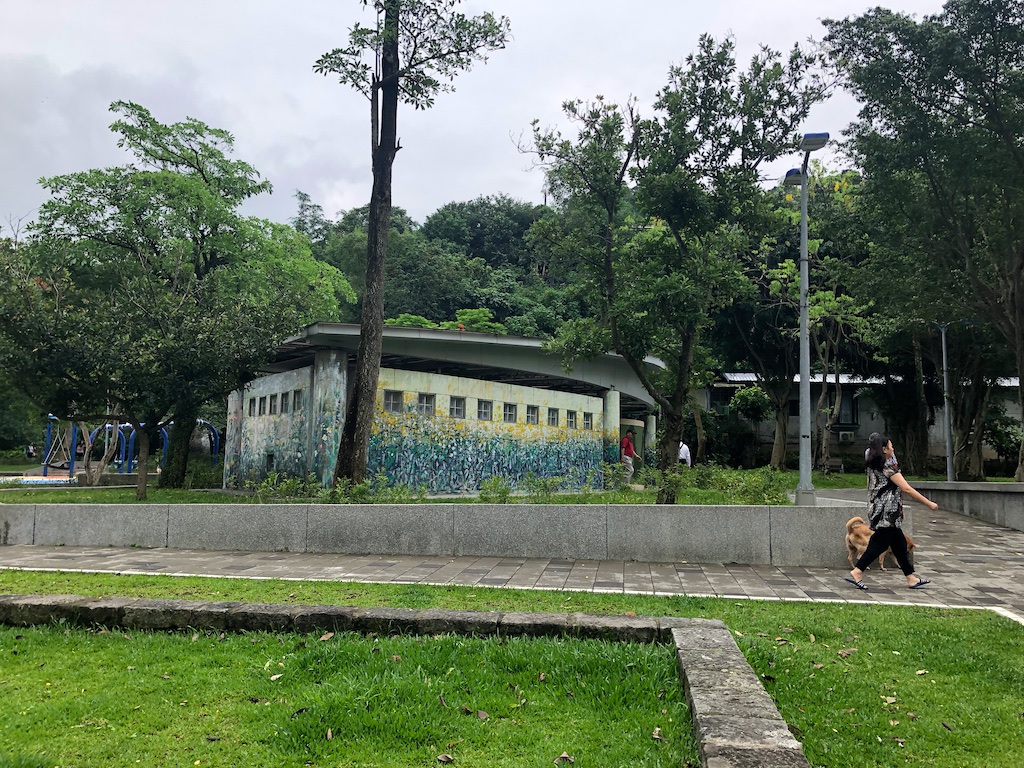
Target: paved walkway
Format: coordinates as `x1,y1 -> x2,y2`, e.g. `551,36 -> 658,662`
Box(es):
3,492 -> 1024,625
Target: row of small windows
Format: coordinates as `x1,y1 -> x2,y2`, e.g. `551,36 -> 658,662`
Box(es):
384,390 -> 594,429
248,389 -> 304,417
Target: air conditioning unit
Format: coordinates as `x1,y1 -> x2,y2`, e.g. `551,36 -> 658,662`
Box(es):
838,431 -> 855,443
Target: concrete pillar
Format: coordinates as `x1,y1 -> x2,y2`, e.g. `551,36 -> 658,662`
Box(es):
645,413 -> 657,455
603,389 -> 621,464
311,350 -> 347,486
222,390 -> 244,489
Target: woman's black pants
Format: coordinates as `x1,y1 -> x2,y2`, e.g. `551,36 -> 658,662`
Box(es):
854,526 -> 914,576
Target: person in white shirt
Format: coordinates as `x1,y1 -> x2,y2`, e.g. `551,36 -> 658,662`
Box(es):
679,442 -> 691,467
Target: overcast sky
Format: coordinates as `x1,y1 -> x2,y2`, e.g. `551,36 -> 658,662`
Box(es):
1,0 -> 947,232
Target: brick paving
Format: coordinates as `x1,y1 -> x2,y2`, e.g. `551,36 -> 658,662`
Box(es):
2,492 -> 1023,625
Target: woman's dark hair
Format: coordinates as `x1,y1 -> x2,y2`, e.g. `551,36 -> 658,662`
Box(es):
865,433 -> 889,471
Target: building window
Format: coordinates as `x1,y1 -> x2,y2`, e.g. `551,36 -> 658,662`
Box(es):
547,407 -> 559,427
258,396 -> 267,416
526,405 -> 539,424
417,392 -> 436,416
830,390 -> 859,425
248,398 -> 256,417
292,389 -> 303,411
281,391 -> 290,414
450,396 -> 466,419
583,412 -> 593,430
503,403 -> 518,423
269,394 -> 278,415
384,390 -> 403,413
477,399 -> 493,421
566,410 -> 577,429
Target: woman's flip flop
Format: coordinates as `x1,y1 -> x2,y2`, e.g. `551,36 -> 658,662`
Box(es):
844,577 -> 868,591
909,579 -> 931,589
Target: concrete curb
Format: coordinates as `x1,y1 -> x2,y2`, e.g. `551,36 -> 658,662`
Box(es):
0,593 -> 808,768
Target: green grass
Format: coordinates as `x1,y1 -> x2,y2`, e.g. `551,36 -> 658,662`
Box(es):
2,571 -> 1023,767
0,624 -> 695,767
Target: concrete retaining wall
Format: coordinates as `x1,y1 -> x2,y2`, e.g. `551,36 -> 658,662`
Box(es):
0,500 -> 864,567
917,481 -> 1024,532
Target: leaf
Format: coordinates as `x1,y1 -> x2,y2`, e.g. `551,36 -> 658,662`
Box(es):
809,634 -> 816,643
439,695 -> 448,707
651,727 -> 665,741
889,720 -> 899,726
882,696 -> 897,705
460,705 -> 473,715
554,752 -> 575,764
942,722 -> 955,731
916,669 -> 928,675
437,755 -> 454,763
838,648 -> 858,658
270,674 -> 283,681
813,663 -> 825,669
907,712 -> 919,719
326,728 -> 333,741
843,708 -> 856,714
894,737 -> 905,746
477,710 -> 489,721
319,632 -> 335,642
538,672 -> 547,683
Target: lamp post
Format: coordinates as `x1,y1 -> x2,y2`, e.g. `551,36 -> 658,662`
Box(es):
785,132 -> 829,507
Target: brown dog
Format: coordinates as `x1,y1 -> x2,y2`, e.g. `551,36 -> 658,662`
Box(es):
845,516 -> 916,571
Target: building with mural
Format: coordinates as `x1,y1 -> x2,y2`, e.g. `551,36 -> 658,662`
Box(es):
223,323 -> 660,492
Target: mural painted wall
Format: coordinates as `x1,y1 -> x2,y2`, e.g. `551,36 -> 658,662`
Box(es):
226,362 -> 607,493
225,367 -> 314,487
367,369 -> 605,493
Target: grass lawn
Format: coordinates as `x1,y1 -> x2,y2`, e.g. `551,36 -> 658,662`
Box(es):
2,571 -> 1023,768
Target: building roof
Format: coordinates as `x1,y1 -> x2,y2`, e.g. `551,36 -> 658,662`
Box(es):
267,323 -> 662,417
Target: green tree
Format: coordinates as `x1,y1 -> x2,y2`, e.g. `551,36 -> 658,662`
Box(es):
532,37 -> 827,500
0,103 -> 353,497
825,0 -> 1024,477
314,0 -> 510,485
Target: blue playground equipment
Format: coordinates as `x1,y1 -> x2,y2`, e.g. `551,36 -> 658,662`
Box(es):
41,417 -> 220,476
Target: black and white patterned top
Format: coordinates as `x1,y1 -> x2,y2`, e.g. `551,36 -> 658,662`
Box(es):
867,462 -> 903,529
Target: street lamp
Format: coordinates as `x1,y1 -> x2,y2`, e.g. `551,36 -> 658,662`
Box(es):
785,132 -> 829,507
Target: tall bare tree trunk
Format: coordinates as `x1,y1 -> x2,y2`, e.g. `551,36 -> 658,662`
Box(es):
334,3 -> 400,486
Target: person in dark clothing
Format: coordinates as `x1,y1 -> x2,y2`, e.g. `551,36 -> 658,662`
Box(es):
846,433 -> 937,591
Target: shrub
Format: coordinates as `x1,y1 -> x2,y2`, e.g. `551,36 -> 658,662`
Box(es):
479,475 -> 512,504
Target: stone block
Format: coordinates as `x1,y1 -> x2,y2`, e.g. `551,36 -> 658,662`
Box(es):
293,605 -> 363,635
350,607 -> 420,635
676,646 -> 752,675
682,666 -> 768,694
34,504 -> 168,548
656,616 -> 726,643
686,685 -> 781,720
670,622 -> 738,651
75,596 -> 144,627
0,506 -> 35,545
225,602 -> 305,632
499,611 -> 571,638
306,504 -> 453,556
608,505 -> 771,565
189,602 -> 245,630
568,612 -> 659,643
454,505 -> 608,560
122,598 -> 203,630
6,594 -> 90,626
0,594 -> 30,625
703,744 -> 810,768
696,714 -> 802,751
414,609 -> 501,637
168,504 -> 307,552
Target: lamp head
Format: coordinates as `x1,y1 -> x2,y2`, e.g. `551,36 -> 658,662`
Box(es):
783,168 -> 802,186
799,132 -> 829,152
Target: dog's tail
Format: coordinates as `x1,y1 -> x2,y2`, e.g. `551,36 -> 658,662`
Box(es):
846,516 -> 867,533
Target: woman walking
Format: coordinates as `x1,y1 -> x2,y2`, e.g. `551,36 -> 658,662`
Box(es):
846,433 -> 937,591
